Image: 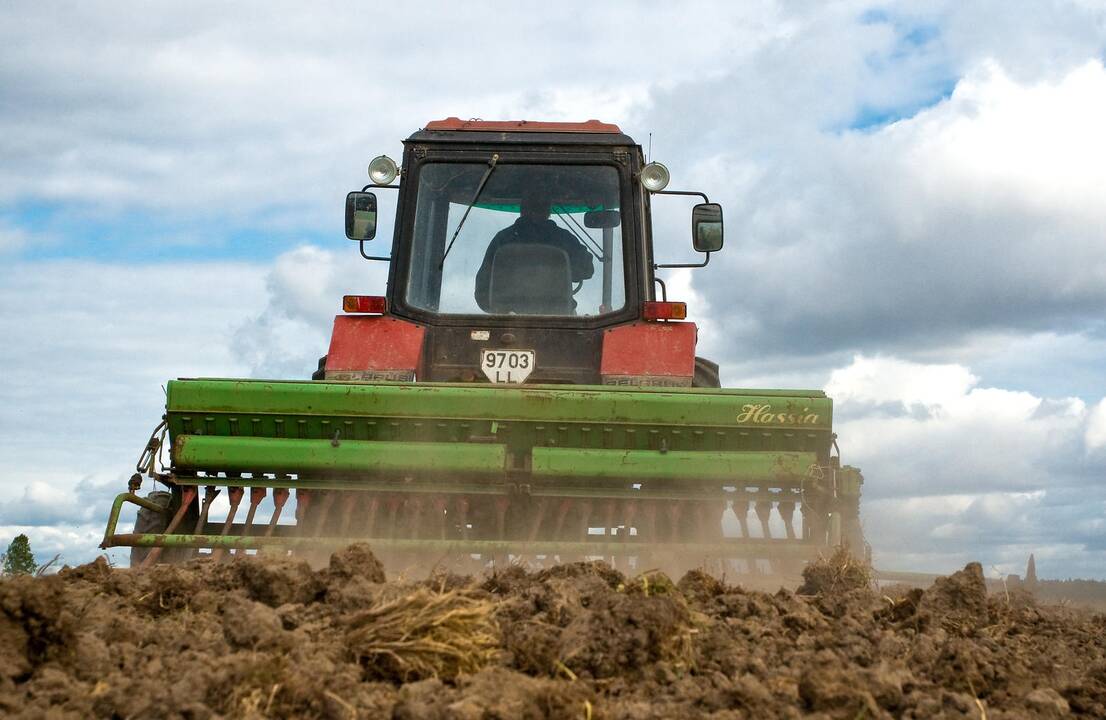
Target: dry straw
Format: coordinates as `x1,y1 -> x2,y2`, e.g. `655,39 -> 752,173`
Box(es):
346,586 -> 498,682
798,545 -> 872,595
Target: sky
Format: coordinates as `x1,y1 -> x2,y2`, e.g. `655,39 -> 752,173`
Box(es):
1,1 -> 1104,579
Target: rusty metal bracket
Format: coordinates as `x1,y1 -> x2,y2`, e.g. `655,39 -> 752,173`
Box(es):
135,419 -> 167,477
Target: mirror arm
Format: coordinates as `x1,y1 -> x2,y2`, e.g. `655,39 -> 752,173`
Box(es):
654,277 -> 668,302
654,252 -> 710,270
652,189 -> 716,267
651,189 -> 710,203
359,240 -> 390,262
356,183 -> 399,261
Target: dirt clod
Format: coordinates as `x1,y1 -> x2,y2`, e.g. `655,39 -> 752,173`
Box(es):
917,560 -> 990,632
327,542 -> 386,584
1,552 -> 1103,718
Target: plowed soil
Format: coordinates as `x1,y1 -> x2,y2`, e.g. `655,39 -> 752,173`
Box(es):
2,546 -> 1104,719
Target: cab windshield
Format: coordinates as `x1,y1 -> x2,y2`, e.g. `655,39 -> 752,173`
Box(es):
405,163 -> 626,317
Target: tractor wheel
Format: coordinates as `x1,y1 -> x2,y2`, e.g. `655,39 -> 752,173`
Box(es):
693,356 -> 721,388
129,491 -> 172,567
311,355 -> 327,380
841,503 -> 870,563
131,488 -> 199,567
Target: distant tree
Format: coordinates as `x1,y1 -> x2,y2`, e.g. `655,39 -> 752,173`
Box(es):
2,534 -> 37,576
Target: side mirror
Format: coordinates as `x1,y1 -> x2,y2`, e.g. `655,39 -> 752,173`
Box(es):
584,209 -> 621,229
691,203 -> 723,253
345,191 -> 378,241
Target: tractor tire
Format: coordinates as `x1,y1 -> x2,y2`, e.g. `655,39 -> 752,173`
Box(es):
693,356 -> 721,388
129,491 -> 172,567
842,507 -> 870,564
311,355 -> 327,381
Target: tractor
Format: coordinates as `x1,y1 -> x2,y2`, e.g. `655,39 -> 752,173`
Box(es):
102,118 -> 864,573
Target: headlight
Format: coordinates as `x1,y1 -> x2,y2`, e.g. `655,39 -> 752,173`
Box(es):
639,161 -> 670,192
367,155 -> 399,185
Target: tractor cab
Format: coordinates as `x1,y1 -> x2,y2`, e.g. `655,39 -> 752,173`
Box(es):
326,118 -> 723,386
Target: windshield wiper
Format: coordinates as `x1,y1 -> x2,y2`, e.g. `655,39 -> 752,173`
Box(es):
552,208 -> 604,260
439,153 -> 499,268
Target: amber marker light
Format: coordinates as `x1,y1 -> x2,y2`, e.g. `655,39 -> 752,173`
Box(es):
642,301 -> 687,321
343,295 -> 387,314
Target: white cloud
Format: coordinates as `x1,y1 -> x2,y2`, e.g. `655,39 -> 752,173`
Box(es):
232,244 -> 389,378
665,55 -> 1106,378
824,355 -> 1105,576
0,259 -> 268,564
1086,399 -> 1106,452
0,2 -> 788,222
22,481 -> 68,507
864,492 -> 1104,578
939,1 -> 1106,80
892,61 -> 1106,219
828,355 -> 1090,496
827,355 -> 979,409
0,523 -> 127,569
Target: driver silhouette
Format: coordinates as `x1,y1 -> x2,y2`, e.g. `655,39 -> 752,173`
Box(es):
474,187 -> 594,312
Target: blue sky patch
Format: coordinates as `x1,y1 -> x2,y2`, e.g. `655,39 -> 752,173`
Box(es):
847,77 -> 956,131
843,11 -> 956,131
6,202 -> 345,262
901,24 -> 940,49
859,8 -> 890,25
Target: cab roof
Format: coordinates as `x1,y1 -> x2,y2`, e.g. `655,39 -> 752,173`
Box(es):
408,117 -> 636,148
424,117 -> 622,133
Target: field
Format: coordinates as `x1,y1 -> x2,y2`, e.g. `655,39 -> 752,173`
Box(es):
2,546 -> 1104,719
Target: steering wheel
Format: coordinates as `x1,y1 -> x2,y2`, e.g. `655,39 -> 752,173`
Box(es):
572,281 -> 583,296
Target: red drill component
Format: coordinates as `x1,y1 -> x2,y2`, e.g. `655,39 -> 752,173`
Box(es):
211,487 -> 245,562
338,493 -> 358,536
242,488 -> 266,534
194,485 -> 220,534
385,494 -> 402,538
577,500 -> 594,540
526,497 -> 548,542
552,498 -> 574,539
265,488 -> 290,538
363,494 -> 381,537
406,496 -> 425,538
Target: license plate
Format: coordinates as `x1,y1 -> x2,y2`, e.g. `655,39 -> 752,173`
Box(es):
480,349 -> 535,384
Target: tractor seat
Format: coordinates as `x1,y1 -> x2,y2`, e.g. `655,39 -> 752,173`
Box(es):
488,243 -> 573,315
